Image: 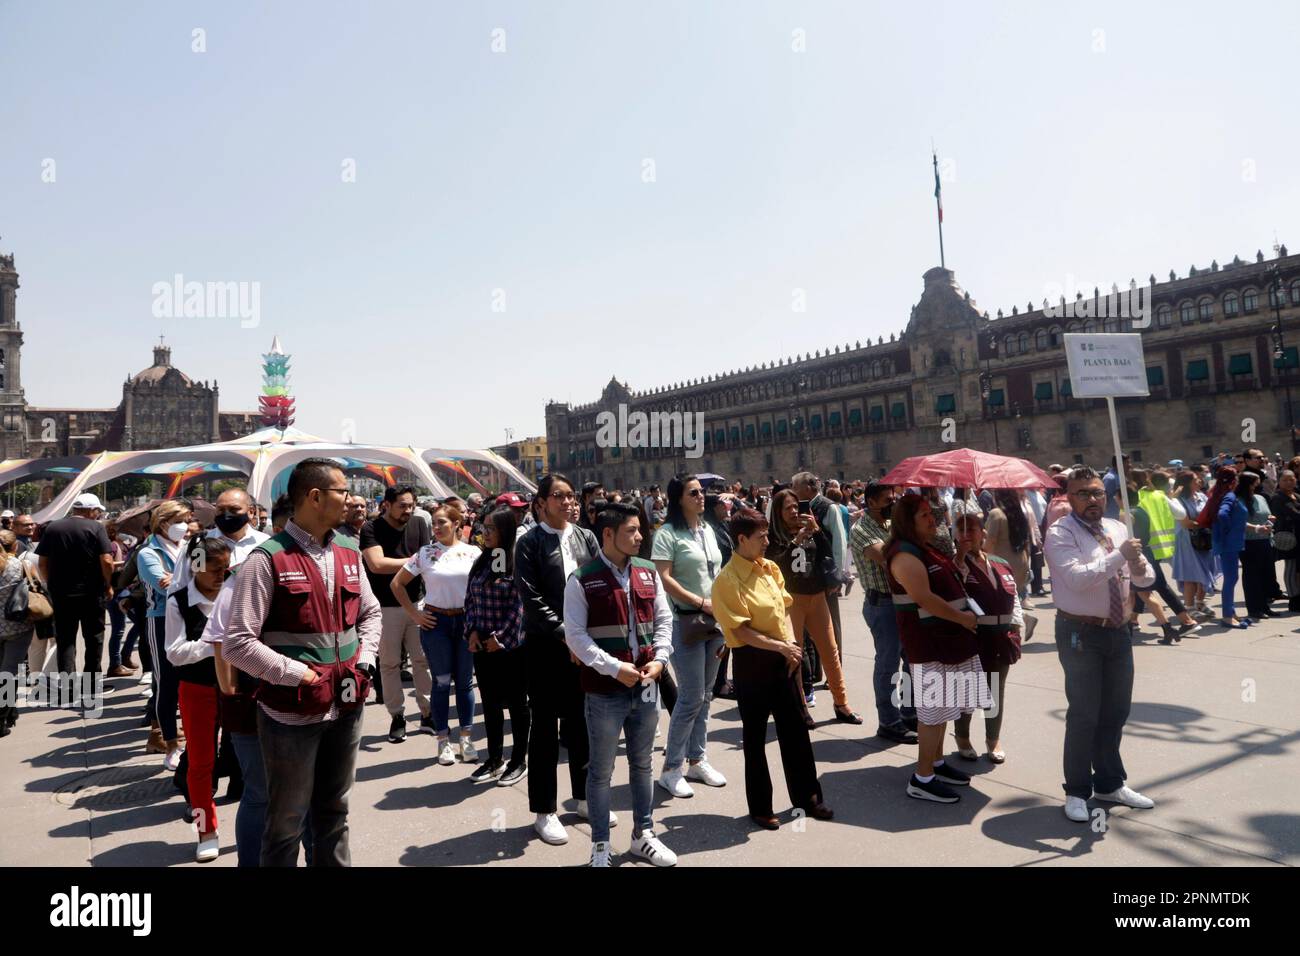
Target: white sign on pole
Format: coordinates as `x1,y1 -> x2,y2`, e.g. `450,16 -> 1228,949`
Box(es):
1063,332 -> 1149,531
1063,333 -> 1149,398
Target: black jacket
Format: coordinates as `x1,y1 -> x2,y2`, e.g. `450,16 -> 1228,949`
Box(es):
514,522 -> 600,642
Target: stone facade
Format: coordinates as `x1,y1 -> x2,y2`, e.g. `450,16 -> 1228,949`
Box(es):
0,251 -> 259,460
490,436 -> 548,483
546,249 -> 1300,488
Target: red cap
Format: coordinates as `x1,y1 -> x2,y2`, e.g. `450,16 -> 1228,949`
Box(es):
497,492 -> 529,508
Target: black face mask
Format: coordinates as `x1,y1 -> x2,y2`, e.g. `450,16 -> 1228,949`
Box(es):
214,512 -> 250,535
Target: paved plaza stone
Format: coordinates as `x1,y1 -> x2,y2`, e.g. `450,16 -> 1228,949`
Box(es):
3,572 -> 1297,868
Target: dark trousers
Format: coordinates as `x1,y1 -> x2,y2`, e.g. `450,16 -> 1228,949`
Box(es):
659,664 -> 678,714
1030,544 -> 1046,593
52,593 -> 106,676
145,616 -> 181,740
475,648 -> 530,767
1241,540 -> 1276,618
1054,618 -> 1133,799
525,636 -> 588,814
1136,547 -> 1186,617
257,706 -> 363,867
732,644 -> 823,817
712,646 -> 730,695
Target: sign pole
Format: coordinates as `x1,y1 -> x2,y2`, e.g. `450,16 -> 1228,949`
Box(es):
1106,396 -> 1133,534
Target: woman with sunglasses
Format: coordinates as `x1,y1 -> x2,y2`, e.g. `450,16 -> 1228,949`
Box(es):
654,475 -> 728,799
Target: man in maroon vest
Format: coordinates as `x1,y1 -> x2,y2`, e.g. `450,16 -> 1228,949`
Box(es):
222,458 -> 382,866
564,501 -> 675,867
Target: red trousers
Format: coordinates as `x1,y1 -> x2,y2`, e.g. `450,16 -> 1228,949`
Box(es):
178,682 -> 221,836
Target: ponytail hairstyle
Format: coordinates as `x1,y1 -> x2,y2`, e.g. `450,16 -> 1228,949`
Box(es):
1197,466 -> 1238,528
994,488 -> 1029,552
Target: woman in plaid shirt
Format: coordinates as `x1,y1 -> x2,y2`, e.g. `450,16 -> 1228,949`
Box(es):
464,508 -> 529,785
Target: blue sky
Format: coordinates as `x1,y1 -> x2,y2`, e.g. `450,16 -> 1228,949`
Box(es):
3,0 -> 1296,448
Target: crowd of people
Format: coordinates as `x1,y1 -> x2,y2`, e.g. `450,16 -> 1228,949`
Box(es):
3,443 -> 1297,865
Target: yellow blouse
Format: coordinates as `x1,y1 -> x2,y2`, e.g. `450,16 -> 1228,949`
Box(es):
710,553 -> 795,649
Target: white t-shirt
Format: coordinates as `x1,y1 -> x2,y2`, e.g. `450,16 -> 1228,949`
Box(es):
403,540 -> 481,610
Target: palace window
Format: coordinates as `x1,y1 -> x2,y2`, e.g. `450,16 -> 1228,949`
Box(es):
1179,301 -> 1195,325
1156,306 -> 1172,328
1222,292 -> 1239,317
1243,289 -> 1259,313
1198,297 -> 1213,321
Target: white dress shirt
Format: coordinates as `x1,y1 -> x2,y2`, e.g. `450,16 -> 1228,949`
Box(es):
563,551 -> 674,679
1044,512 -> 1155,620
165,580 -> 218,666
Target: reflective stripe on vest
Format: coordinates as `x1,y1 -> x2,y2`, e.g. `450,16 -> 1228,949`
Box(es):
890,594 -> 968,619
1139,489 -> 1176,560
262,627 -> 359,665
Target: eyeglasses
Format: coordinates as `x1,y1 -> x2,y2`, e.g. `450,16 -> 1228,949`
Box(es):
1070,489 -> 1106,500
686,489 -> 704,498
322,487 -> 350,496
549,491 -> 576,502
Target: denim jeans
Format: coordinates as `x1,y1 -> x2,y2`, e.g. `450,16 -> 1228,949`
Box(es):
106,599 -> 126,668
257,707 -> 362,866
1218,550 -> 1242,619
231,731 -> 313,867
663,619 -> 724,769
862,596 -> 915,727
584,685 -> 658,843
1054,618 -> 1133,799
420,615 -> 475,735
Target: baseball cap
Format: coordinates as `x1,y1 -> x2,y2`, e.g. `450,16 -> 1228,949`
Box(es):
0,510 -> 12,519
496,492 -> 529,509
72,493 -> 105,511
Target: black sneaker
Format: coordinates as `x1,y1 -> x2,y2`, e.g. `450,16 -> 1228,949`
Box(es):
388,714 -> 407,743
900,714 -> 918,733
877,723 -> 919,744
497,762 -> 528,787
418,713 -> 436,734
906,774 -> 960,803
470,759 -> 505,783
932,762 -> 971,786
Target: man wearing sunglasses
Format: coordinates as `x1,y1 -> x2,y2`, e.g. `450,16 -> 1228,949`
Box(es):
515,472 -> 603,847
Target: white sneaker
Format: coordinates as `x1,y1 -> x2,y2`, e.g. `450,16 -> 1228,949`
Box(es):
589,841 -> 613,867
1064,796 -> 1090,822
576,799 -> 618,828
630,832 -> 677,867
163,748 -> 183,772
460,735 -> 478,763
685,760 -> 727,788
656,768 -> 694,798
138,671 -> 151,685
141,685 -> 153,700
437,738 -> 456,766
195,833 -> 219,863
1094,785 -> 1155,809
534,812 -> 568,845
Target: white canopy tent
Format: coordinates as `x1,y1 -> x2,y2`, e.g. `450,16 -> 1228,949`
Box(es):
28,427 -> 536,522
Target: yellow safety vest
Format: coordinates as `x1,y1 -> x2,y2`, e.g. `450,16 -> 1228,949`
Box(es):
1138,488 -> 1176,560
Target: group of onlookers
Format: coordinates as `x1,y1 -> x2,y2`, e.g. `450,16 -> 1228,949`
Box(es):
9,441 -> 1300,863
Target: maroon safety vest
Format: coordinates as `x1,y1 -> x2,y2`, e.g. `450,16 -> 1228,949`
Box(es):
252,531 -> 367,716
959,553 -> 1022,669
884,539 -> 979,665
573,556 -> 660,695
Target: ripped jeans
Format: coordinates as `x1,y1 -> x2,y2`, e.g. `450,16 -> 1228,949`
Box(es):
420,614 -> 476,736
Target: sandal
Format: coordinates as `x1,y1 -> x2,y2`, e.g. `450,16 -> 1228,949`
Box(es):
954,736 -> 978,760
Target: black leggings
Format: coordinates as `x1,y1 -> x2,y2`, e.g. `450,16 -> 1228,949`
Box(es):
474,648 -> 530,767
1135,547 -> 1186,618
1241,540 -> 1276,618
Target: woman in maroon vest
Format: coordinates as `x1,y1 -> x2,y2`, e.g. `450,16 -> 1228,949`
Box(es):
885,494 -> 988,804
952,511 -> 1023,765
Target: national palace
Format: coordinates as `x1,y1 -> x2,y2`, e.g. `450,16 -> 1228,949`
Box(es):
545,246 -> 1300,488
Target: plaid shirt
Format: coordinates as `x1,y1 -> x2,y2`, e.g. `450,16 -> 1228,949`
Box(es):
464,565 -> 524,651
849,511 -> 890,595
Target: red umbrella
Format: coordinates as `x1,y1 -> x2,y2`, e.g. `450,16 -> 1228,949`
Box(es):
879,448 -> 1056,490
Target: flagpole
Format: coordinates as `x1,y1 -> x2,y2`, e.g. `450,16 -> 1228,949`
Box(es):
932,150 -> 946,270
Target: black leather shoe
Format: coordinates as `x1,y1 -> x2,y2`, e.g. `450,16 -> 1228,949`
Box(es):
750,813 -> 780,830
833,706 -> 864,725
388,714 -> 407,743
877,723 -> 919,744
901,715 -> 918,733
805,803 -> 834,821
